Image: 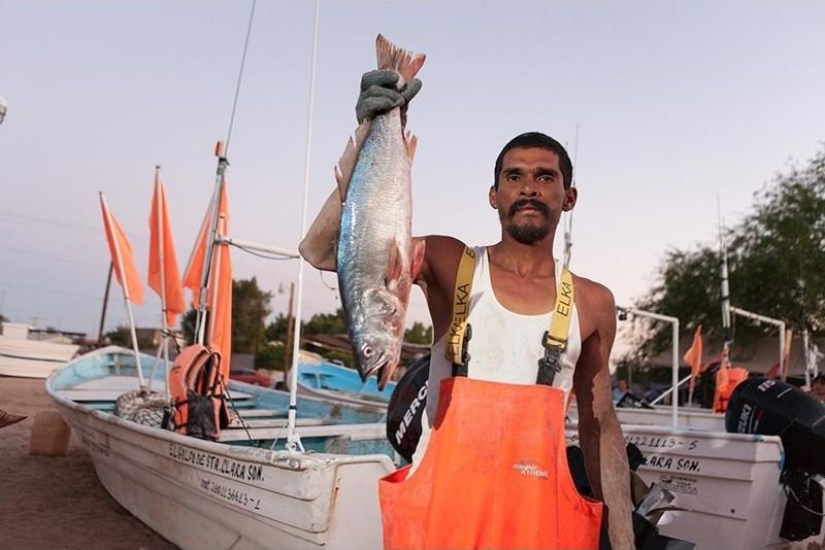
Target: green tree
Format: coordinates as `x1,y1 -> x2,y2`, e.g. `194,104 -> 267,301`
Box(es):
181,307 -> 197,345
629,146 -> 825,361
232,278 -> 273,354
103,325 -> 154,349
303,308 -> 347,335
264,313 -> 290,343
105,325 -> 131,346
179,277 -> 273,354
255,344 -> 286,371
404,321 -> 432,345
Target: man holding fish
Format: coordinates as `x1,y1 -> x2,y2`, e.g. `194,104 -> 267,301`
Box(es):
300,35 -> 634,550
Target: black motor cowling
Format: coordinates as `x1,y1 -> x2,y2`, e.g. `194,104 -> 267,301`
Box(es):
725,377 -> 825,472
386,353 -> 431,463
726,377 -> 825,541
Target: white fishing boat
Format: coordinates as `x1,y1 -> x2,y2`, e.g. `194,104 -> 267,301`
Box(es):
47,345 -> 396,550
0,321 -> 79,378
561,309 -> 825,549
565,414 -> 824,550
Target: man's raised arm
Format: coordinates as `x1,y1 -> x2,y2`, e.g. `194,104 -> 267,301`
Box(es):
299,189 -> 341,272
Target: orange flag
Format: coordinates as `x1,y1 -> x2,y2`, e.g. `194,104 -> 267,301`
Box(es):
148,171 -> 186,327
183,192 -> 217,307
100,193 -> 144,305
182,185 -> 232,376
684,325 -> 703,394
209,212 -> 232,380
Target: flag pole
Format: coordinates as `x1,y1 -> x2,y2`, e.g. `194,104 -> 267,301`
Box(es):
158,168 -> 172,397
194,151 -> 226,346
718,198 -> 732,371
286,0 -> 320,453
100,192 -> 146,389
97,262 -> 113,346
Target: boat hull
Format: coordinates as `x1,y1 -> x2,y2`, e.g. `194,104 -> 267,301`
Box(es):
568,409 -> 825,549
47,347 -> 396,550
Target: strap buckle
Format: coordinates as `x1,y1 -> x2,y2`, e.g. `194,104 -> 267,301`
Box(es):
452,323 -> 473,377
537,330 -> 565,386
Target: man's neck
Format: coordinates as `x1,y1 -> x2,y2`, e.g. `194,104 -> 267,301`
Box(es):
488,237 -> 557,278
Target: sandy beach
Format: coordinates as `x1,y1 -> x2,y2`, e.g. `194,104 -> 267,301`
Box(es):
0,377 -> 178,550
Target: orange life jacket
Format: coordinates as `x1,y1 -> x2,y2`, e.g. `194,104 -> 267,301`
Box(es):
713,366 -> 749,413
379,377 -> 603,549
168,344 -> 228,438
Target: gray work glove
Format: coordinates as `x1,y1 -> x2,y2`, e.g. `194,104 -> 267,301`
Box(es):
355,69 -> 422,124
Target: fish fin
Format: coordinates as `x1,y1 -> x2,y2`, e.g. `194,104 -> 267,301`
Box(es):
410,238 -> 426,280
335,120 -> 372,203
405,131 -> 418,162
385,239 -> 403,284
376,34 -> 426,86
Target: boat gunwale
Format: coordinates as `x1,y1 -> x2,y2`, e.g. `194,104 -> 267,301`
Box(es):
46,346 -> 396,470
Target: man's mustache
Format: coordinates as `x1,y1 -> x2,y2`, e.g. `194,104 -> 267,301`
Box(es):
508,199 -> 550,218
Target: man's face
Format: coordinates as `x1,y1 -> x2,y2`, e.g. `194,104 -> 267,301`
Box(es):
490,147 -> 575,244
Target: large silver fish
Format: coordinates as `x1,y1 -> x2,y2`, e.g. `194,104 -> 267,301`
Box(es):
336,35 -> 426,390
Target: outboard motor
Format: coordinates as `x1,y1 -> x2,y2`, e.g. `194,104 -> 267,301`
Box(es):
726,377 -> 825,540
386,353 -> 430,463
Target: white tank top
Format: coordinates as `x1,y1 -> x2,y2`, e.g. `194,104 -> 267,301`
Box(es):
426,246 -> 582,424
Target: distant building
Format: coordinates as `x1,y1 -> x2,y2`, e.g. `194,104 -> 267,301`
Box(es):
1,322 -> 86,344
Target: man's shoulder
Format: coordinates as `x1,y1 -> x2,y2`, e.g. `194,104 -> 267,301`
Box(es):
570,272 -> 614,300
569,272 -> 616,315
414,235 -> 467,288
421,235 -> 469,253
419,235 -> 469,268
569,272 -> 617,342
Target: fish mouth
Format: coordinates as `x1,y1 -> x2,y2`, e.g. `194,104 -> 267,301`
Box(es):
362,355 -> 392,390
361,353 -> 387,380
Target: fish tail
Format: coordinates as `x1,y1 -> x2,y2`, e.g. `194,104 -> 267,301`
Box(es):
375,34 -> 425,86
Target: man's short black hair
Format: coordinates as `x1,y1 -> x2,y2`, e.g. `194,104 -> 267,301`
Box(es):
813,374 -> 825,385
493,132 -> 573,190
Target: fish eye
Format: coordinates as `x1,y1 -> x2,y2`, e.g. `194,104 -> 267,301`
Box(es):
362,345 -> 373,358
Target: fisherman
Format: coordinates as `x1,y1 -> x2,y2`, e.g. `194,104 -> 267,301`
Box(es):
300,71 -> 635,549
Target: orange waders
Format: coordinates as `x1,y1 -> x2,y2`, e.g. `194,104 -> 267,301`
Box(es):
379,377 -> 603,549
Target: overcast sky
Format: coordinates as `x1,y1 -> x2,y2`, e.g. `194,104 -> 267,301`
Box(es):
2,1 -> 824,356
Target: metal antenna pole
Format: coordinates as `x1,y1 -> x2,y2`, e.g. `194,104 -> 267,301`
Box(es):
286,0 -> 321,453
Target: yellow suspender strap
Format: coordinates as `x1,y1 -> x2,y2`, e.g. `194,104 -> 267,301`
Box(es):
537,268 -> 574,385
444,246 -> 476,369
